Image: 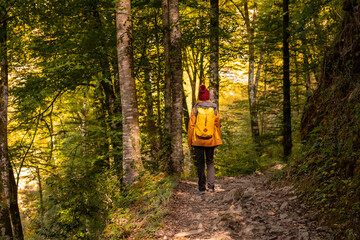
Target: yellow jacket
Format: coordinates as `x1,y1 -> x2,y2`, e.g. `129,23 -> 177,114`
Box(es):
187,100 -> 222,148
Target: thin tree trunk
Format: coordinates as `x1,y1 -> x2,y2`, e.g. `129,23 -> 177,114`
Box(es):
91,3 -> 120,171
254,43 -> 265,149
301,36 -> 312,97
183,89 -> 190,133
244,1 -> 260,140
143,55 -> 159,155
260,71 -> 268,135
199,47 -> 205,86
254,39 -> 265,97
183,51 -> 194,105
230,0 -> 261,147
35,167 -> 44,233
282,0 -> 292,160
184,48 -> 197,107
169,0 -> 183,175
209,0 -> 220,107
116,0 -> 143,185
161,0 -> 172,134
49,113 -> 55,165
81,92 -> 87,154
294,50 -> 300,107
191,48 -> 199,107
154,10 -> 162,142
0,14 -> 14,239
9,164 -> 23,239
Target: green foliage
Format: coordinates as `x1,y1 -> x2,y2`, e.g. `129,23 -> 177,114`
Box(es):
4,0 -> 352,239
291,140 -> 360,239
291,7 -> 360,234
214,96 -> 283,177
215,101 -> 260,176
102,174 -> 177,239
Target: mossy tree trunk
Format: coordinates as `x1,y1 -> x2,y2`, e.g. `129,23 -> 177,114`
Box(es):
116,0 -> 143,185
168,0 -> 183,176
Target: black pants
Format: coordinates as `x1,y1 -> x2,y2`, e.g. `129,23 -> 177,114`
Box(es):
194,146 -> 215,191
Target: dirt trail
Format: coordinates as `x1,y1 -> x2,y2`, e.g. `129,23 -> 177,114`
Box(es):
155,173 -> 330,240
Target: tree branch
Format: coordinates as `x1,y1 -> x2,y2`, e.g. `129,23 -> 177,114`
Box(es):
229,0 -> 246,21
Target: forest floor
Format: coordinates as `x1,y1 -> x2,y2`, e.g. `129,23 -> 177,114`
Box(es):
154,172 -> 331,240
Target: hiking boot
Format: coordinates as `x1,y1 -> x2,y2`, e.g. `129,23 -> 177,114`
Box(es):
197,189 -> 206,195
207,188 -> 215,193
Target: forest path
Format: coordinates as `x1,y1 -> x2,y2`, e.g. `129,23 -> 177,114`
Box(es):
155,173 -> 330,240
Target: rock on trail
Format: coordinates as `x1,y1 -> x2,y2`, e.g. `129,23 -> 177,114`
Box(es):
155,173 -> 330,240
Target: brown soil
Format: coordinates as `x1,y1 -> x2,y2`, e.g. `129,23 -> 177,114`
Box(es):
155,173 -> 331,240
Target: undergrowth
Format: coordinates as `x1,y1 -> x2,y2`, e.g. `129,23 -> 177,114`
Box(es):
290,139 -> 360,240
215,98 -> 284,176
101,174 -> 177,239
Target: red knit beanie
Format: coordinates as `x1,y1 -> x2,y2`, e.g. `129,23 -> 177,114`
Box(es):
198,85 -> 210,101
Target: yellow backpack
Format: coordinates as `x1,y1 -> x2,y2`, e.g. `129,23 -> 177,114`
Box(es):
195,107 -> 216,139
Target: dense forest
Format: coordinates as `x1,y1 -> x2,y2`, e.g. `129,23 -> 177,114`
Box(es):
0,0 -> 359,239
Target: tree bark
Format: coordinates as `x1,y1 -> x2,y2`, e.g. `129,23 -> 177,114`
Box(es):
154,9 -> 162,143
184,48 -> 197,107
294,50 -> 300,106
199,46 -> 205,86
183,89 -> 190,134
116,0 -> 143,185
209,0 -> 220,107
230,0 -> 262,144
8,163 -> 23,240
168,0 -> 183,176
244,1 -> 260,141
161,0 -> 172,134
0,14 -> 14,239
143,55 -> 159,156
35,166 -> 44,236
260,71 -> 268,135
282,0 -> 292,160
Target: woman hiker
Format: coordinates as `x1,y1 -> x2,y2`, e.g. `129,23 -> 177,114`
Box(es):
187,85 -> 222,194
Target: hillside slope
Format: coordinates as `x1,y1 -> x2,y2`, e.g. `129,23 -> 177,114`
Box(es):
295,0 -> 360,238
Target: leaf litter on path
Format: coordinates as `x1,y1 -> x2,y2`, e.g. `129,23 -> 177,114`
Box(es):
155,173 -> 331,240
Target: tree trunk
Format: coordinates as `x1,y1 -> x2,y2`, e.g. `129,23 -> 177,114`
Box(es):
91,2 -> 121,171
161,0 -> 172,134
184,48 -> 197,107
209,0 -> 220,107
254,43 -> 265,152
301,37 -> 312,97
282,0 -> 292,160
260,71 -> 268,135
183,89 -> 190,134
143,55 -> 159,156
199,46 -> 205,86
9,164 -> 23,239
154,10 -> 162,144
35,166 -> 44,236
169,0 -> 183,176
0,15 -> 14,239
244,1 -> 260,140
294,51 -> 299,103
116,0 -> 143,185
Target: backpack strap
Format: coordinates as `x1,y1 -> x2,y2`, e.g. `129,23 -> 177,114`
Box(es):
194,102 -> 218,116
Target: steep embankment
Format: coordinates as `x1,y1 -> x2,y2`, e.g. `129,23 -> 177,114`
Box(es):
296,0 -> 360,238
155,174 -> 330,239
